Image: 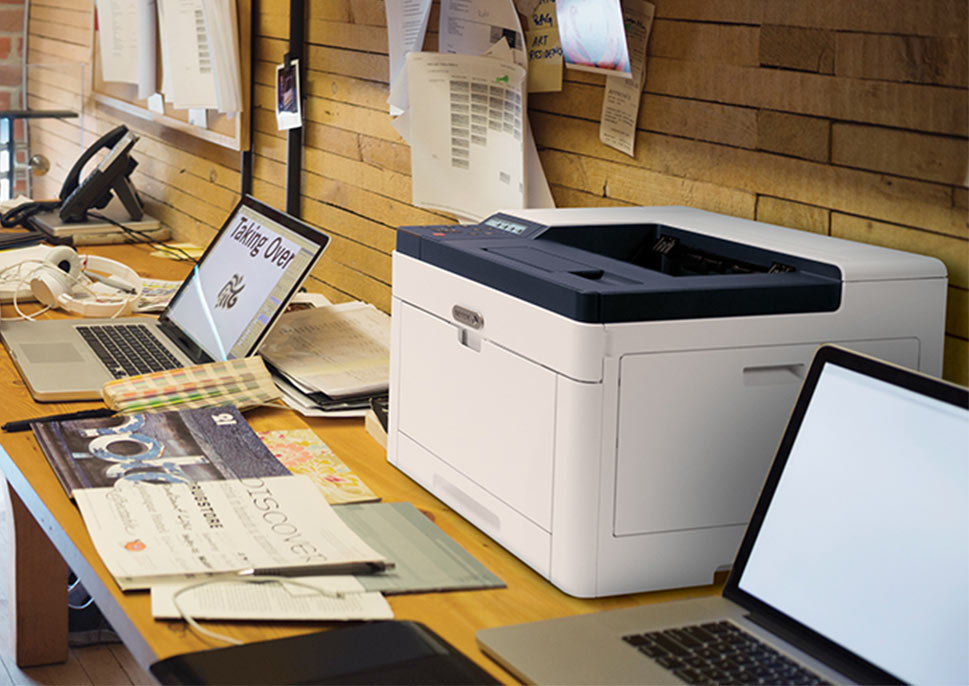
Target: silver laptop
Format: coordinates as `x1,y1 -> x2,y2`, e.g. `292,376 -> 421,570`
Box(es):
478,345 -> 969,685
1,195 -> 330,401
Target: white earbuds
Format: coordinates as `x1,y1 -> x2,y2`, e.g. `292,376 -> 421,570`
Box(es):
28,247 -> 143,317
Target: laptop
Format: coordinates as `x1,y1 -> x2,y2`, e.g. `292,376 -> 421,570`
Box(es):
477,344 -> 969,685
1,195 -> 330,401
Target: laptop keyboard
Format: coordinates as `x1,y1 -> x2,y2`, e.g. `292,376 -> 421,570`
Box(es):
623,620 -> 830,685
77,323 -> 182,379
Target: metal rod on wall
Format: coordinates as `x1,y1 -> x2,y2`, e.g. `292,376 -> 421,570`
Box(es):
240,0 -> 255,197
284,0 -> 305,217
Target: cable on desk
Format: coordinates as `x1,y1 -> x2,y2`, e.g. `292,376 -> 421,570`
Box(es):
87,211 -> 199,263
0,200 -> 60,228
1,203 -> 199,264
171,575 -> 347,646
0,258 -> 54,321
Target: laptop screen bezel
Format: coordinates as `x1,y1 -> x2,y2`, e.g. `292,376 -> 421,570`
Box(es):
155,194 -> 330,364
722,344 -> 968,685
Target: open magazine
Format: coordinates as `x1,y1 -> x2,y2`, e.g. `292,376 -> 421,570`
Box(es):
32,405 -> 289,499
74,475 -> 391,591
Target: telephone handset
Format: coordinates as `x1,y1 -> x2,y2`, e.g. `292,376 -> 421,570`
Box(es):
58,124 -> 145,223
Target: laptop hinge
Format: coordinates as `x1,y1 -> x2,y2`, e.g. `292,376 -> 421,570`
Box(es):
157,317 -> 213,366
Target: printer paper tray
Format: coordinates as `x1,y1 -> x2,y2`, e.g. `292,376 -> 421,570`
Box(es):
394,432 -> 552,577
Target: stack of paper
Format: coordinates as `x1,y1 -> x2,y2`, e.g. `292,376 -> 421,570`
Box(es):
97,0 -> 243,113
259,302 -> 390,417
384,0 -> 555,221
201,0 -> 243,112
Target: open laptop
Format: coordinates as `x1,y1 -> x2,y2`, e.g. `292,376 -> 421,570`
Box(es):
478,344 -> 969,685
1,195 -> 330,401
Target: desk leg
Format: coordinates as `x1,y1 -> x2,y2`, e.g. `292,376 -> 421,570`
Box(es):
4,482 -> 68,666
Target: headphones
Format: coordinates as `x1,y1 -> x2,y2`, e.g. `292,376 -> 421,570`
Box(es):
28,246 -> 143,317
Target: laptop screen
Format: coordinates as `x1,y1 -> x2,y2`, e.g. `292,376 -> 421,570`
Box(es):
731,355 -> 968,684
162,197 -> 329,361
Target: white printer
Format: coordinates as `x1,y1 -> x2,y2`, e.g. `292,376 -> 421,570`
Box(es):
387,206 -> 947,598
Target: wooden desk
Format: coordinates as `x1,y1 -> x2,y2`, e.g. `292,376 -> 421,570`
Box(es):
0,243 -> 721,682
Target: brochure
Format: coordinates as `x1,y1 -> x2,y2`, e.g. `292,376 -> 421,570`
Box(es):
74,474 -> 391,590
32,405 -> 290,499
256,428 -> 379,505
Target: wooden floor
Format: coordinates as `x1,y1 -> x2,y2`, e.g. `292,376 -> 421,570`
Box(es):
0,494 -> 154,685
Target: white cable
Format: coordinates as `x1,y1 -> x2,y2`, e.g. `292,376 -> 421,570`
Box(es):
0,258 -> 50,321
68,596 -> 96,611
171,575 -> 347,647
0,257 -> 136,320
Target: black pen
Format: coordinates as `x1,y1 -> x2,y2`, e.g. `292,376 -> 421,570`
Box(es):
2,408 -> 117,433
237,560 -> 394,578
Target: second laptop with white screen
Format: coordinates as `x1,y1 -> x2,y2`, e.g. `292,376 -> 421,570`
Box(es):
477,344 -> 969,685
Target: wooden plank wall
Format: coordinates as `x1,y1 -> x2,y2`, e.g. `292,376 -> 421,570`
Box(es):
24,0 -> 968,384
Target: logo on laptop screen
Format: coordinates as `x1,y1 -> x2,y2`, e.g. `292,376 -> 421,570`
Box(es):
215,274 -> 245,309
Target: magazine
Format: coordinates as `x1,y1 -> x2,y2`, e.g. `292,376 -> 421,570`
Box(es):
74,475 -> 391,590
32,405 -> 290,499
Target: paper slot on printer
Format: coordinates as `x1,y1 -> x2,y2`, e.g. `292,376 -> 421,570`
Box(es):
388,206 -> 947,598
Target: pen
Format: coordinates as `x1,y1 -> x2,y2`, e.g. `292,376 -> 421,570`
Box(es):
84,270 -> 137,294
2,408 -> 117,433
237,560 -> 394,578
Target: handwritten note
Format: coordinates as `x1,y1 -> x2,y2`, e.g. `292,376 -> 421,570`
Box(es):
525,0 -> 563,93
599,0 -> 655,156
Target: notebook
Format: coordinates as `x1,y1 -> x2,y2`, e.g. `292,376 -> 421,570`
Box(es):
1,195 -> 330,401
477,344 -> 969,685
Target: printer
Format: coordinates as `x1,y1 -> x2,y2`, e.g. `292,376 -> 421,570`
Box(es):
387,206 -> 947,598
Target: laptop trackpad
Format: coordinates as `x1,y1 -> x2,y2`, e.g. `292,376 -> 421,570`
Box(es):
22,343 -> 86,364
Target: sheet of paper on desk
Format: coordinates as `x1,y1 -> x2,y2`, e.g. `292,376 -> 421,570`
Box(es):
337,502 -> 506,594
75,475 -> 389,590
259,302 -> 390,399
150,576 -> 393,621
272,372 -> 368,419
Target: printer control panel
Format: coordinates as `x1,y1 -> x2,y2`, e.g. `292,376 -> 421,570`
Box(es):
401,214 -> 547,243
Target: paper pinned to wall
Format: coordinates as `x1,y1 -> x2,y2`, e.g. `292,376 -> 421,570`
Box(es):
439,0 -> 528,68
202,0 -> 243,113
406,51 -> 527,221
158,0 -> 218,109
525,0 -> 563,93
385,0 -> 433,116
555,0 -> 631,78
154,0 -> 242,112
599,0 -> 654,157
95,0 -> 139,84
136,0 -> 158,98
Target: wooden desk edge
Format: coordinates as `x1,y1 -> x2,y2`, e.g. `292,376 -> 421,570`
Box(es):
1,442 -> 158,669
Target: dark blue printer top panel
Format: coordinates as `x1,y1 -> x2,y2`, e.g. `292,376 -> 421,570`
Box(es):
396,213 -> 843,323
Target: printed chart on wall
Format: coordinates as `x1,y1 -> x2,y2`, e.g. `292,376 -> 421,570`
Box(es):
406,52 -> 526,221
